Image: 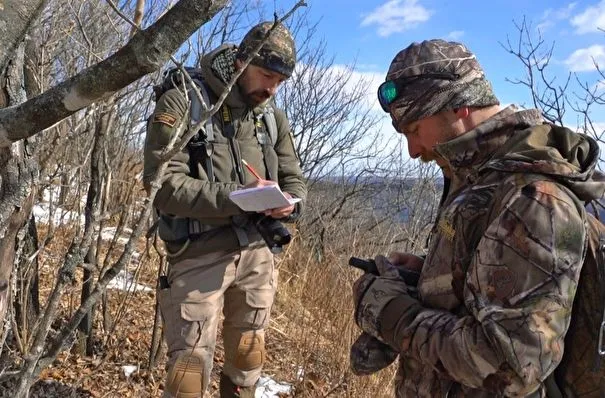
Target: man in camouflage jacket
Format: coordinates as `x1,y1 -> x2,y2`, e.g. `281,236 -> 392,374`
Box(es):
144,22 -> 306,398
352,39 -> 605,396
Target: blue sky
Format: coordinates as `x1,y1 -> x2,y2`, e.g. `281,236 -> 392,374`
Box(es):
293,0 -> 605,129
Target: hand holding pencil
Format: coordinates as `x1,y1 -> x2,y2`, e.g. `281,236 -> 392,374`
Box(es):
240,158 -> 295,218
241,159 -> 274,189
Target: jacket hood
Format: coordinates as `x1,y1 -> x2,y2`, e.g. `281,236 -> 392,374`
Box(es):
199,43 -> 271,114
437,106 -> 605,202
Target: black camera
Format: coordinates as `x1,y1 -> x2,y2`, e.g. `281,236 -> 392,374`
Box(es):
255,216 -> 291,254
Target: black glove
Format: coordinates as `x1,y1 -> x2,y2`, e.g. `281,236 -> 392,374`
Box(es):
352,255 -> 411,340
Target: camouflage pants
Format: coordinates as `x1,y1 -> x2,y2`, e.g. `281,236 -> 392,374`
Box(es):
158,245 -> 276,394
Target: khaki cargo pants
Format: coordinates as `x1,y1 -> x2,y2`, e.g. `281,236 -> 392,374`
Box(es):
158,245 -> 276,396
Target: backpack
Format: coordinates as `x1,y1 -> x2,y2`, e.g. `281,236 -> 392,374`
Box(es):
149,67 -> 280,246
553,202 -> 605,397
497,173 -> 605,396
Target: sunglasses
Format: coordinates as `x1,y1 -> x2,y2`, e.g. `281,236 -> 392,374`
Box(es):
377,72 -> 460,113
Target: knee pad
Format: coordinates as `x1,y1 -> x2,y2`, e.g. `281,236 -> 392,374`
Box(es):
165,354 -> 205,398
234,330 -> 265,371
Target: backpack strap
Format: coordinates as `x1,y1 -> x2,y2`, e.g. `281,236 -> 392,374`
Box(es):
586,208 -> 605,369
188,79 -> 216,182
155,76 -> 223,249
262,105 -> 278,147
587,200 -> 605,368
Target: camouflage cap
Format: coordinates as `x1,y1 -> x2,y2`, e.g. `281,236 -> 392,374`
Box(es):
237,21 -> 296,78
385,39 -> 499,126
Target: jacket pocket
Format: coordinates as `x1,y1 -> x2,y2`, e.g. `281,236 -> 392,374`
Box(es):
204,141 -> 235,182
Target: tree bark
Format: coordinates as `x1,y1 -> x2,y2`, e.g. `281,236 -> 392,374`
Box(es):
0,41 -> 38,348
0,0 -> 229,147
14,215 -> 41,348
0,1 -> 49,77
77,100 -> 114,356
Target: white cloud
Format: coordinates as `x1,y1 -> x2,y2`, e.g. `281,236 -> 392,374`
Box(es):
329,65 -> 385,111
536,3 -> 577,33
575,122 -> 605,143
571,0 -> 605,34
446,30 -> 465,40
591,122 -> 605,133
564,45 -> 605,71
361,0 -> 432,37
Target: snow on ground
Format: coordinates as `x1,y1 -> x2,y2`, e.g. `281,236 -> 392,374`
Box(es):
100,226 -> 133,246
34,196 -> 152,293
106,269 -> 152,293
32,202 -> 84,226
255,376 -> 293,397
122,365 -> 138,378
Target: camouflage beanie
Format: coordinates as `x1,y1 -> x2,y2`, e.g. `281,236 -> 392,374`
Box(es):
237,22 -> 296,77
386,39 -> 499,126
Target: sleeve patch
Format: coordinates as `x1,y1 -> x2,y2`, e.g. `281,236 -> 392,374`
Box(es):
153,112 -> 178,127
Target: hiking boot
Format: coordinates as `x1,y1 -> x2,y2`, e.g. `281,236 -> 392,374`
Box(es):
219,373 -> 256,398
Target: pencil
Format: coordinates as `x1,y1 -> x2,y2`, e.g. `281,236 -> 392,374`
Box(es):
241,159 -> 263,180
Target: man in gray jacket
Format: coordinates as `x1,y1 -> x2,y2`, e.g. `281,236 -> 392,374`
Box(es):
144,22 -> 306,398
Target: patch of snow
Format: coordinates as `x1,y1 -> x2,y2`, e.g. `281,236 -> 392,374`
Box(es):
106,269 -> 152,293
255,376 -> 293,397
122,365 -> 138,378
32,203 -> 84,226
100,227 -> 133,245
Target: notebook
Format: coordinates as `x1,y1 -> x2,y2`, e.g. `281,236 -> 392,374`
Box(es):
229,184 -> 301,212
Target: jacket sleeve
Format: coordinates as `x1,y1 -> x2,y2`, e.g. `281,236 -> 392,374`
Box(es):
143,88 -> 243,218
382,180 -> 586,396
273,108 -> 307,215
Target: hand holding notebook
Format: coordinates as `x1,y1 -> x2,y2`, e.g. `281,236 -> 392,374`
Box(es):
229,184 -> 301,212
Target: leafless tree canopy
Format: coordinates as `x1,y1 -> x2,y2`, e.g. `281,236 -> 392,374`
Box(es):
502,18 -> 605,164
4,3 -> 602,397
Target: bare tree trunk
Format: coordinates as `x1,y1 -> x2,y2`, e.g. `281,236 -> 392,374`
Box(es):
131,0 -> 147,37
77,100 -> 114,356
14,216 -> 40,350
148,247 -> 167,369
0,1 -> 49,74
0,40 -> 38,351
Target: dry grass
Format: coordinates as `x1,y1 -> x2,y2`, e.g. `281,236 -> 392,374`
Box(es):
268,236 -> 397,398
1,223 -> 401,397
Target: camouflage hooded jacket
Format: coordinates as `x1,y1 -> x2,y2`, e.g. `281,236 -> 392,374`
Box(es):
381,106 -> 605,397
143,44 -> 306,258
